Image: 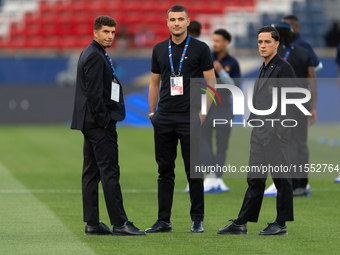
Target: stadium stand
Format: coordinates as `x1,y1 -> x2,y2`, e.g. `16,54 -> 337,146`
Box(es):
0,0 -> 255,51
0,0 -> 330,50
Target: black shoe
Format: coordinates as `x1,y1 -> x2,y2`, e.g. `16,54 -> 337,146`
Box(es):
191,221 -> 204,233
145,220 -> 173,233
112,221 -> 146,236
258,221 -> 287,235
217,219 -> 248,235
85,222 -> 113,235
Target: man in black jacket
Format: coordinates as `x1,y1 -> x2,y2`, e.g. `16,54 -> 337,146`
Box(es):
71,15 -> 145,236
217,26 -> 295,236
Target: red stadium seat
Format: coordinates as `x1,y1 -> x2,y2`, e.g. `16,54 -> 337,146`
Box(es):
41,35 -> 61,49
123,0 -> 140,13
61,35 -> 78,49
56,17 -> 74,36
39,16 -> 58,37
39,1 -> 54,17
55,2 -> 73,17
71,4 -> 91,17
24,18 -> 41,38
26,35 -> 44,49
7,34 -> 25,49
73,18 -> 92,37
9,23 -> 24,38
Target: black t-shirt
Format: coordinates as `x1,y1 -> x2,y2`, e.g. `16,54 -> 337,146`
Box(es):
278,44 -> 313,88
151,35 -> 214,113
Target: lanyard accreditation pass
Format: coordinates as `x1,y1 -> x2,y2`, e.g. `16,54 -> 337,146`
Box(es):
104,49 -> 120,103
283,43 -> 293,61
168,35 -> 191,96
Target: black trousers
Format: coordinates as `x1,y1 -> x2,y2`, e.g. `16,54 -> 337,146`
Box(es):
238,127 -> 294,223
152,111 -> 204,223
81,121 -> 128,226
201,107 -> 233,178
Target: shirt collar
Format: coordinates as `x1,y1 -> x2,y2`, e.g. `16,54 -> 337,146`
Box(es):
170,34 -> 189,47
262,53 -> 278,70
213,52 -> 229,61
91,40 -> 106,54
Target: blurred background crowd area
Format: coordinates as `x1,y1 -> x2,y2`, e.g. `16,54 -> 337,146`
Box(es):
0,0 -> 339,51
0,0 -> 339,126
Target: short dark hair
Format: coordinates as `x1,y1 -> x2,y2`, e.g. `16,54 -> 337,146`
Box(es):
214,29 -> 232,43
94,15 -> 117,31
188,20 -> 201,38
167,5 -> 188,18
283,14 -> 299,22
258,26 -> 280,42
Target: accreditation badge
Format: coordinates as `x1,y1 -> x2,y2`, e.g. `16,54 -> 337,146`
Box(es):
170,76 -> 183,96
111,80 -> 120,102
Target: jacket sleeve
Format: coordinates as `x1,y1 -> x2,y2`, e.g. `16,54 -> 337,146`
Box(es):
83,52 -> 111,127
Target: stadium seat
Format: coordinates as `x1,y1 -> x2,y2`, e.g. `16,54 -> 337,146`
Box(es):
39,1 -> 54,17
24,17 -> 41,38
53,2 -> 71,17
41,35 -> 61,49
42,22 -> 59,37
0,38 -> 6,49
7,34 -> 26,49
26,35 -> 44,49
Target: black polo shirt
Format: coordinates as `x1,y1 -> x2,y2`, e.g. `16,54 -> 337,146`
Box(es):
278,44 -> 313,89
151,35 -> 214,113
255,54 -> 279,94
259,54 -> 278,78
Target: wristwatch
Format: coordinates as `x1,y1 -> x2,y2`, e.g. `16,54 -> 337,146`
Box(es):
148,112 -> 155,119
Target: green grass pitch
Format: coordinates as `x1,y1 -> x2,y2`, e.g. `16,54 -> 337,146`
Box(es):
0,124 -> 339,254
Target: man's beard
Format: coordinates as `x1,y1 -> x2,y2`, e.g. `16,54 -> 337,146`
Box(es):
172,30 -> 185,37
213,48 -> 222,54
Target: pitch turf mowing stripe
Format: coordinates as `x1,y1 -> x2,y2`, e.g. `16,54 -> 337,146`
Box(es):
0,162 -> 96,255
0,188 -> 340,194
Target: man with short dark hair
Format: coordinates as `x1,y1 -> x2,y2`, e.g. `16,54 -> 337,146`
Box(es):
71,15 -> 145,236
283,14 -> 323,74
201,28 -> 241,193
217,26 -> 295,236
146,5 -> 215,233
187,20 -> 202,38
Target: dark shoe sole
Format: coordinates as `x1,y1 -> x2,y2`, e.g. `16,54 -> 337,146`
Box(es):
217,231 -> 248,235
84,232 -> 112,236
191,230 -> 204,233
259,232 -> 288,236
112,232 -> 146,236
145,229 -> 173,233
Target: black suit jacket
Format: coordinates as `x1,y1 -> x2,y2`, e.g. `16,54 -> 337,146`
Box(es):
248,54 -> 296,139
71,40 -> 125,130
